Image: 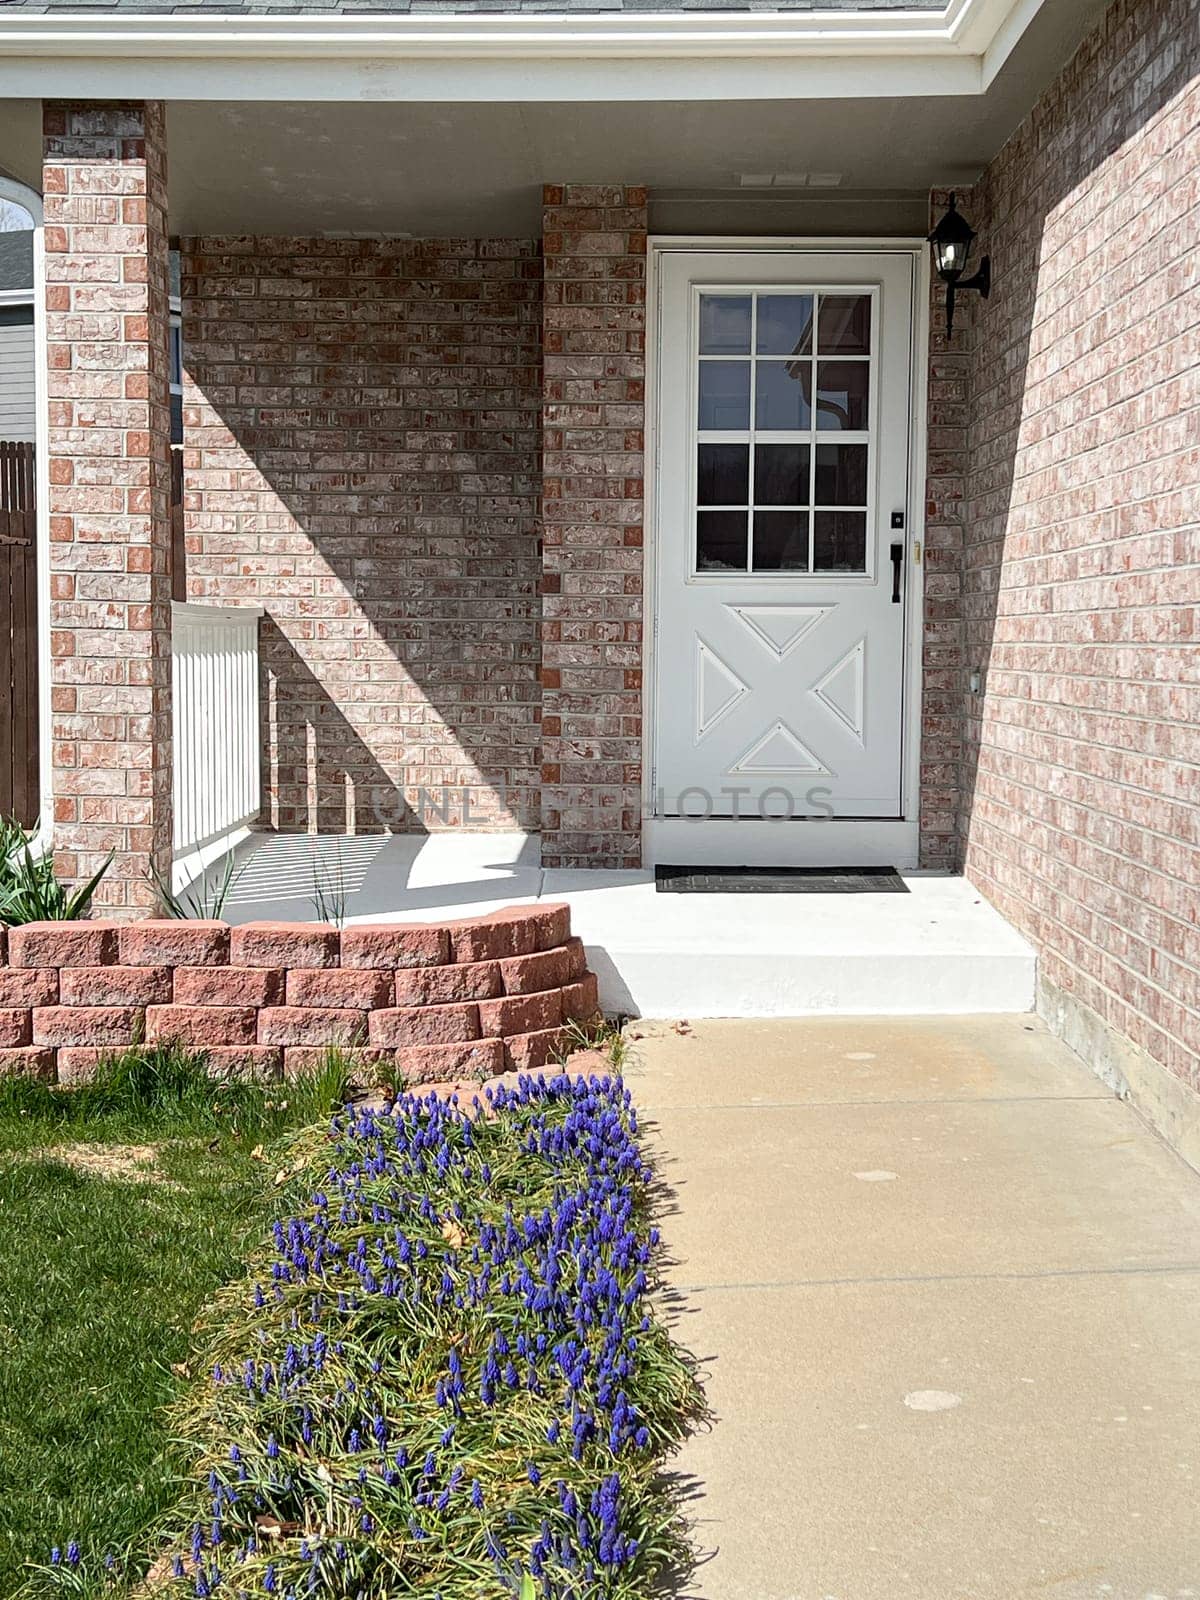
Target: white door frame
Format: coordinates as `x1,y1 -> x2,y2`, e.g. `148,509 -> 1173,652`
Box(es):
642,236 -> 930,869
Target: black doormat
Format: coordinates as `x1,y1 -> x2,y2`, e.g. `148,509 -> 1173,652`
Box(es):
654,864 -> 909,894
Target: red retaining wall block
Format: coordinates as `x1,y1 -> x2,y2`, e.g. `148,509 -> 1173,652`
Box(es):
203,1046 -> 283,1078
447,916 -> 538,964
0,1009 -> 32,1048
499,948 -> 569,995
13,903 -> 600,1085
145,1005 -> 259,1047
563,937 -> 588,980
56,1048 -> 108,1084
282,1046 -> 391,1078
231,923 -> 339,970
562,974 -> 600,1023
368,1003 -> 480,1048
10,922 -> 120,968
174,966 -> 285,1007
33,1006 -> 143,1048
120,921 -> 229,967
394,1038 -> 506,1083
59,965 -> 173,1007
285,968 -> 391,1010
506,1027 -> 568,1071
479,990 -> 562,1038
393,960 -> 502,1007
341,925 -> 448,970
0,1047 -> 55,1079
0,968 -> 60,1007
521,905 -> 573,953
258,1007 -> 366,1048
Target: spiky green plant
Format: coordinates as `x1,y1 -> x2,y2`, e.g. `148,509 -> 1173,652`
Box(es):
0,811 -> 29,868
554,1017 -> 630,1070
0,1043 -> 366,1150
0,844 -> 112,927
309,845 -> 348,928
148,851 -> 244,920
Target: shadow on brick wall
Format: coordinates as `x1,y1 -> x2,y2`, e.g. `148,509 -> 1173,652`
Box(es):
179,237 -> 544,839
955,0 -> 1196,869
260,621 -> 422,835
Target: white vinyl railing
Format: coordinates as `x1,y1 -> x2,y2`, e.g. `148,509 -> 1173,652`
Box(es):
172,601 -> 264,860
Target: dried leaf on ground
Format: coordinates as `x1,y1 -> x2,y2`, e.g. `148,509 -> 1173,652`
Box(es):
440,1217 -> 466,1250
255,1516 -> 301,1539
134,1553 -> 175,1595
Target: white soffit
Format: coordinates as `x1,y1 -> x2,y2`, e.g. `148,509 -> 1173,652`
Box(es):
0,0 -> 1056,103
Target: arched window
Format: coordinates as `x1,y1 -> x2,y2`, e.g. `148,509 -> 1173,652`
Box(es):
0,180 -> 38,445
0,191 -> 35,231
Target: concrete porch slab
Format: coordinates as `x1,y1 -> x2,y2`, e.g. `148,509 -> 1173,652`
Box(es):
196,833 -> 1036,1018
636,1016 -> 1200,1599
541,866 -> 1036,1018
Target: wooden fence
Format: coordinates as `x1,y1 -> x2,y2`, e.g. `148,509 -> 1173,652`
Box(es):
0,440 -> 38,828
0,444 -> 186,831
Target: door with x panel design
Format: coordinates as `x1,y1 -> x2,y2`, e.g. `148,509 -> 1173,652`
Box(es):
652,247 -> 916,830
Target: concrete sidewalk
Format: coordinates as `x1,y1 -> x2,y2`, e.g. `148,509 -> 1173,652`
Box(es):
623,1016 -> 1200,1600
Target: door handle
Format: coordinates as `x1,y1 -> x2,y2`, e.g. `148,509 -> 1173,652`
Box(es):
890,541 -> 904,604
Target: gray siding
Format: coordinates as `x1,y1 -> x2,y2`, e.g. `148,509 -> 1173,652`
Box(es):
0,320 -> 36,444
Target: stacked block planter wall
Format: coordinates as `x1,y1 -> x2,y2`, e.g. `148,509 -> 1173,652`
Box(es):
0,904 -> 599,1086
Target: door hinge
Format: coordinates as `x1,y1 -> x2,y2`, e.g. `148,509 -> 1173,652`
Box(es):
913,540 -> 922,565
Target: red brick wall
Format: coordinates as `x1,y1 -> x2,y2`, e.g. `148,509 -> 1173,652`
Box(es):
921,190 -> 975,868
541,185 -> 647,869
42,101 -> 174,912
179,237 -> 543,835
960,0 -> 1200,1087
0,904 -> 598,1086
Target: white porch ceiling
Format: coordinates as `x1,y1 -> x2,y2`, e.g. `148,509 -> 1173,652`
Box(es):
0,0 -> 1107,236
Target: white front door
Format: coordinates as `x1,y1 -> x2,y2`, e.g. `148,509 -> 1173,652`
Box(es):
651,246 -> 918,846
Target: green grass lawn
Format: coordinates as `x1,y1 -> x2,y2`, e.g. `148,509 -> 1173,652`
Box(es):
0,1048 -> 352,1596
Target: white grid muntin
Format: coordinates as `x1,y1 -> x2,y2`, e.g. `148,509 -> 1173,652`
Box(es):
688,281 -> 881,581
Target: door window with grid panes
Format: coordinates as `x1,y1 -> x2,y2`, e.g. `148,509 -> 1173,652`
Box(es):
694,288 -> 876,577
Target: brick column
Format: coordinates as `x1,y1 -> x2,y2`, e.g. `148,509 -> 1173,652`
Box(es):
921,186 -> 973,869
541,184 -> 647,869
43,102 -> 173,914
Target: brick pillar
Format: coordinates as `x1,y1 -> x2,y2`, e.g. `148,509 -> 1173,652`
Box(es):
921,186 -> 973,870
43,102 -> 173,914
541,184 -> 647,869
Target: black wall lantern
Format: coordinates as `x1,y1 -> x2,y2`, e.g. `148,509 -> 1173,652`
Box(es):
929,193 -> 990,338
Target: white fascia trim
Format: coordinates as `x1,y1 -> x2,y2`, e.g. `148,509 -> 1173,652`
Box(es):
0,54 -> 983,101
0,0 -> 1037,64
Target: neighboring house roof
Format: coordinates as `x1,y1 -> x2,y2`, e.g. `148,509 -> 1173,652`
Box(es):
0,231 -> 33,297
0,0 -> 941,11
